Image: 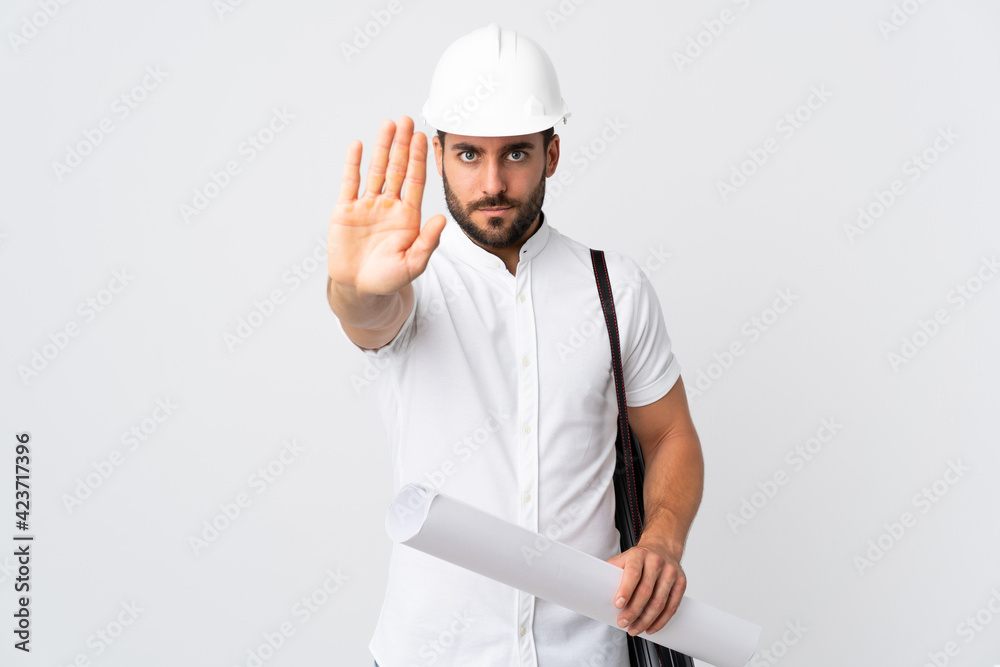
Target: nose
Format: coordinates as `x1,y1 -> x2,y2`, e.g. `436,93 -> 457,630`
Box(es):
481,156 -> 506,197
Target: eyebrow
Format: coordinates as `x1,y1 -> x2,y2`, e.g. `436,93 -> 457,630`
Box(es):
450,141 -> 536,154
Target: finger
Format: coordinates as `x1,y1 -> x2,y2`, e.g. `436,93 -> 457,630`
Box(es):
383,116 -> 413,200
401,130 -> 429,212
646,572 -> 686,635
609,554 -> 632,609
613,557 -> 643,626
363,119 -> 395,198
628,565 -> 676,636
620,566 -> 659,634
337,139 -> 362,203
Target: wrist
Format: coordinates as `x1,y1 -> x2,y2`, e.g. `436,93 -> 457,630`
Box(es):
328,278 -> 410,331
637,522 -> 686,561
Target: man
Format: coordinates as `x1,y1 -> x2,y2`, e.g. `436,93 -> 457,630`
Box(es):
327,24 -> 704,667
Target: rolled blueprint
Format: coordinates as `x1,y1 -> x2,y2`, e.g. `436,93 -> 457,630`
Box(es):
386,483 -> 761,667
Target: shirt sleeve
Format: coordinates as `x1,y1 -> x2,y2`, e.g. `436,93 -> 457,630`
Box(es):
615,256 -> 681,407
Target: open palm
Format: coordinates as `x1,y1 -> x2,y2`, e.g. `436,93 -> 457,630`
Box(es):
328,116 -> 446,296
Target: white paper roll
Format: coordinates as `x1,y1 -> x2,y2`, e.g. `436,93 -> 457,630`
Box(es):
386,483 -> 761,667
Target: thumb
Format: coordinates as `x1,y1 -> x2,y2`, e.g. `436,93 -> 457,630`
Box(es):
405,214 -> 446,276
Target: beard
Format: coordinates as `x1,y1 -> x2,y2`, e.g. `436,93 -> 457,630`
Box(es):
442,166 -> 546,249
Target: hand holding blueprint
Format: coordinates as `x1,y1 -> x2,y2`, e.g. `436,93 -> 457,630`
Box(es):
386,483 -> 761,667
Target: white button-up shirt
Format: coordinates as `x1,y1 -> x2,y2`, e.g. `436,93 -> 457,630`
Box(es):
341,211 -> 681,667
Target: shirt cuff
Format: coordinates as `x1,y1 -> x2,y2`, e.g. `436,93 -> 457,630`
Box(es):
335,295 -> 418,360
625,353 -> 681,407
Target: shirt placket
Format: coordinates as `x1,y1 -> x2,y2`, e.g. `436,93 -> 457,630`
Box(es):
513,259 -> 539,666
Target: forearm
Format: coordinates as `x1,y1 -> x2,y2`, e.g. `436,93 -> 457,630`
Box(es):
638,429 -> 704,559
327,276 -> 413,348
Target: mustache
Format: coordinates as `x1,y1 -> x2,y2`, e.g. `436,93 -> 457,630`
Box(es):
472,196 -> 516,210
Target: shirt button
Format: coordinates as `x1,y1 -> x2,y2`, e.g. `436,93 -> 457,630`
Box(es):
520,626 -> 526,636
522,357 -> 530,367
523,493 -> 531,503
494,259 -> 503,268
519,293 -> 527,302
523,425 -> 531,434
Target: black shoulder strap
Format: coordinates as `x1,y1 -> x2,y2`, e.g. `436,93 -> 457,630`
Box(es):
591,249 -> 694,667
589,249 -> 644,545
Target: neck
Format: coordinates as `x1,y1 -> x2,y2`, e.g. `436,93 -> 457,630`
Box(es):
474,212 -> 542,275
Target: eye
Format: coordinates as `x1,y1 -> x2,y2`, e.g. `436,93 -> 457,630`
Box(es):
509,150 -> 525,161
459,150 -> 477,162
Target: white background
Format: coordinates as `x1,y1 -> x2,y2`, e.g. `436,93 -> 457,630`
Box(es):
2,0 -> 999,665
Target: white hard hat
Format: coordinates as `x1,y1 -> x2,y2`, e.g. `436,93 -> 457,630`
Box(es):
421,23 -> 571,137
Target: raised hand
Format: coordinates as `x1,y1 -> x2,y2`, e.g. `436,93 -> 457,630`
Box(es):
328,115 -> 446,297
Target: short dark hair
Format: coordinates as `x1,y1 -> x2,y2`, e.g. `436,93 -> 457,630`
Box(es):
436,126 -> 555,152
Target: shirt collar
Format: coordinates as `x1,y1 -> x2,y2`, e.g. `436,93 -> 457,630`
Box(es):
441,210 -> 551,270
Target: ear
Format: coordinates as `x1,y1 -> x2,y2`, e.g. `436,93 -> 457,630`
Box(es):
545,134 -> 560,178
432,134 -> 443,177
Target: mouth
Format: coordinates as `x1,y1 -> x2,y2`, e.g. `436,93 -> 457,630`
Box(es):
478,206 -> 512,215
